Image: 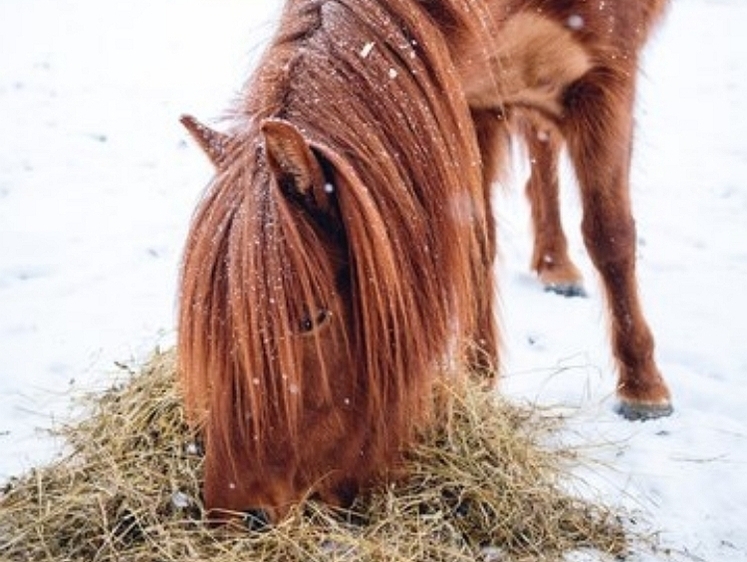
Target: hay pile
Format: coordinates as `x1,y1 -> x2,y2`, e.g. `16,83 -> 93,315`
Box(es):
0,349 -> 632,561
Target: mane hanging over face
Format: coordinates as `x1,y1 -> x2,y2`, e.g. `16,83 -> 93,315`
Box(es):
177,0 -> 495,521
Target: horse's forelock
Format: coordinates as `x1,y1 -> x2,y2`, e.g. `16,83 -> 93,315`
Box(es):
179,151 -> 343,471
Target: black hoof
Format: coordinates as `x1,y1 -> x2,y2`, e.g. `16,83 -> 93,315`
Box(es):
544,282 -> 587,298
615,400 -> 673,421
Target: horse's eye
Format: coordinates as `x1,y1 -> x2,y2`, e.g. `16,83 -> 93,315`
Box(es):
300,317 -> 314,333
298,309 -> 331,334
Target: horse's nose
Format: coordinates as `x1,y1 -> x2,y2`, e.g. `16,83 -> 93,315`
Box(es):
242,508 -> 271,531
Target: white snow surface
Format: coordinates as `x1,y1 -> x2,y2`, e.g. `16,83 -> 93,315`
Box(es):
1,0 -> 745,560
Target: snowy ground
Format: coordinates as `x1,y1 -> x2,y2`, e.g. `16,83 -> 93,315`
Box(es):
1,0 -> 745,560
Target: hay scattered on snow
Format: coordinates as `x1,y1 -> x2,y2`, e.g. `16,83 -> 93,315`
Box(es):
1,349 -> 633,561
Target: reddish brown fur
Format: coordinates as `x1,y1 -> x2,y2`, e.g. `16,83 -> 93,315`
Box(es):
178,0 -> 495,522
178,0 -> 672,523
447,0 -> 672,414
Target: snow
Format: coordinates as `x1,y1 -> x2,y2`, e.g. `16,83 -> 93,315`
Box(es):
1,0 -> 745,560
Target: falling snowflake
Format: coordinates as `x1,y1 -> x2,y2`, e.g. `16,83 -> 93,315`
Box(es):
567,14 -> 584,30
360,41 -> 375,58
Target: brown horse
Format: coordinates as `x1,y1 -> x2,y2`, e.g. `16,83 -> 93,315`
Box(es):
178,0 -> 672,523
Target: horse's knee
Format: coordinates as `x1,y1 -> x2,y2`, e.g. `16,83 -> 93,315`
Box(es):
581,210 -> 636,270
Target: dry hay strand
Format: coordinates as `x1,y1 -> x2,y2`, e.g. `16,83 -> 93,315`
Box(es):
0,349 -> 633,561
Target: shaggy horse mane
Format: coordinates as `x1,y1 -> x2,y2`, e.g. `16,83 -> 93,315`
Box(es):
178,0 -> 493,488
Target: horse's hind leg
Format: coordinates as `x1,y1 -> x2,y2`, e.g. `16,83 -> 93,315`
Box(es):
519,117 -> 585,297
562,71 -> 672,419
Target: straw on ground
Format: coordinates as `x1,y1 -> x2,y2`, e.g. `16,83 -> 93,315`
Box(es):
0,349 -> 633,561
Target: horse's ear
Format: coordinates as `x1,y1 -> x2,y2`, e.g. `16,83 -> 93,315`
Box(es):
261,119 -> 328,207
180,114 -> 234,168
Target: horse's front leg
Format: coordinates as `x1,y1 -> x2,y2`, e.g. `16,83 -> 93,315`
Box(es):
519,117 -> 585,297
561,70 -> 672,419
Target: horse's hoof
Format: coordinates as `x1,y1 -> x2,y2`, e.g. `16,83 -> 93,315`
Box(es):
544,282 -> 587,298
614,399 -> 673,421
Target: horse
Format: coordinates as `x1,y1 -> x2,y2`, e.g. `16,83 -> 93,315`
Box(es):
177,0 -> 672,523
